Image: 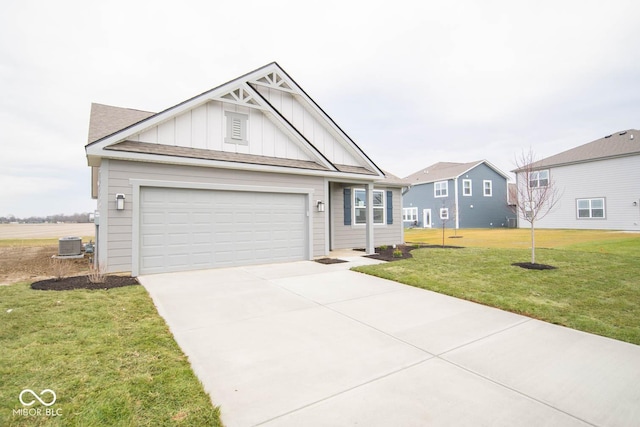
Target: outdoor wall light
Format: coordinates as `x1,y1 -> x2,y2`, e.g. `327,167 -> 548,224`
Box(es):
317,200 -> 325,212
633,201 -> 638,207
116,193 -> 126,210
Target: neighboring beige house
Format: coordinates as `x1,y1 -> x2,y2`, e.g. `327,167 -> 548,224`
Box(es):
85,62 -> 404,276
513,129 -> 640,231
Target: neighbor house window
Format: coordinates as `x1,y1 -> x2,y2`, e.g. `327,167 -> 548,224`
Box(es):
462,179 -> 472,196
434,181 -> 448,197
483,180 -> 492,197
224,111 -> 248,145
402,207 -> 418,222
577,198 -> 605,219
354,189 -> 385,225
440,208 -> 449,220
529,170 -> 549,188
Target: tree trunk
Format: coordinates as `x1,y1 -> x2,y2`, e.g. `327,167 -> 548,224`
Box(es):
530,221 -> 536,264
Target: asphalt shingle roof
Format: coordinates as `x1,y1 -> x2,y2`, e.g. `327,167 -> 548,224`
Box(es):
520,129 -> 640,170
88,103 -> 155,143
403,161 -> 483,185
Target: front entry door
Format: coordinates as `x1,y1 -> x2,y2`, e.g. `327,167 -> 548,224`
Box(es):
423,209 -> 432,228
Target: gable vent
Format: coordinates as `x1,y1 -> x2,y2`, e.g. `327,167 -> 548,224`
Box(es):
231,117 -> 242,140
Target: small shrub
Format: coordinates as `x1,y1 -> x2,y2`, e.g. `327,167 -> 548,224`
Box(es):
88,265 -> 107,284
50,258 -> 72,281
379,245 -> 388,251
393,249 -> 403,258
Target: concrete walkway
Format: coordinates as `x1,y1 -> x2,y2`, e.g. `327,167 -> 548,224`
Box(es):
140,257 -> 640,427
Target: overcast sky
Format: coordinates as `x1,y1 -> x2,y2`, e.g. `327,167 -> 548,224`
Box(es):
1,0 -> 639,217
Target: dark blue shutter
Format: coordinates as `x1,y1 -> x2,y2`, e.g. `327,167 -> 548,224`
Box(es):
386,190 -> 393,224
344,188 -> 351,225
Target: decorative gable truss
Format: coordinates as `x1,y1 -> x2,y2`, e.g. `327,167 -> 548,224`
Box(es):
253,71 -> 294,92
218,85 -> 261,107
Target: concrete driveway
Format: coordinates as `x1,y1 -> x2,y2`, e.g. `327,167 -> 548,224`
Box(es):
140,256 -> 640,427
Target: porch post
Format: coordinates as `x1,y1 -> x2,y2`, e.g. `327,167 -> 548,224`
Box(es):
366,183 -> 374,254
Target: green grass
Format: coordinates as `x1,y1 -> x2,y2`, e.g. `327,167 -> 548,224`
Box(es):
355,231 -> 640,345
405,227 -> 638,249
0,283 -> 222,426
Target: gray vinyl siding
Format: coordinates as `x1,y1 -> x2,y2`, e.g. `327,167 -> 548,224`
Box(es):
403,180 -> 454,228
457,164 -> 514,228
101,160 -> 326,273
521,155 -> 640,230
330,183 -> 403,249
403,163 -> 513,229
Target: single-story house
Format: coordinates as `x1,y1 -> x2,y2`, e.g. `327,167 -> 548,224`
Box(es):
85,62 -> 404,276
513,129 -> 640,230
402,160 -> 514,228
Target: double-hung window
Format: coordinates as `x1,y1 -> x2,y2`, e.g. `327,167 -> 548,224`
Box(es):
529,170 -> 549,188
402,207 -> 418,222
483,180 -> 492,197
462,179 -> 472,196
577,198 -> 605,219
354,189 -> 385,225
434,181 -> 448,197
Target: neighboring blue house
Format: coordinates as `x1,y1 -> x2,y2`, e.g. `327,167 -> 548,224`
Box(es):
402,160 -> 515,228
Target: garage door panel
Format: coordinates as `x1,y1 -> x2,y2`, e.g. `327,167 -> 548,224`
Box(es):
139,187 -> 308,274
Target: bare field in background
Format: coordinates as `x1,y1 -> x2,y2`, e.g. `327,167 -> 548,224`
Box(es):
0,223 -> 95,240
0,224 -> 95,285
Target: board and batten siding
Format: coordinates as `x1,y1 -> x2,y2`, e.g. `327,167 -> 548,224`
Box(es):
130,100 -> 313,162
253,85 -> 361,166
520,155 -> 640,230
330,183 -> 403,250
99,160 -> 326,273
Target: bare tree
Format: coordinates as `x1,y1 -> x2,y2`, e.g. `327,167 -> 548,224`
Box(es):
513,148 -> 561,264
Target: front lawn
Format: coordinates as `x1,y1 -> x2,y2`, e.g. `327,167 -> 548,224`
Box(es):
0,283 -> 222,426
353,241 -> 640,345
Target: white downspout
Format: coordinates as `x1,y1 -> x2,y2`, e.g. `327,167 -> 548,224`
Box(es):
366,183 -> 374,254
454,177 -> 459,229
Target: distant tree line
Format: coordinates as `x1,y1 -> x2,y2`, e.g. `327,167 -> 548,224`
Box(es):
0,213 -> 92,224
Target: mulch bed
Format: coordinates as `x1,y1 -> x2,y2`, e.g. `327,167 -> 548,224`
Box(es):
364,244 -> 463,261
315,258 -> 349,265
31,275 -> 139,291
511,262 -> 557,270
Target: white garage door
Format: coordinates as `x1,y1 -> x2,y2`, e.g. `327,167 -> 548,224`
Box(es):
139,187 -> 308,274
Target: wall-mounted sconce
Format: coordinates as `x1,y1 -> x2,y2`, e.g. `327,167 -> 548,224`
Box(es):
316,200 -> 325,212
633,201 -> 638,207
116,193 -> 126,210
